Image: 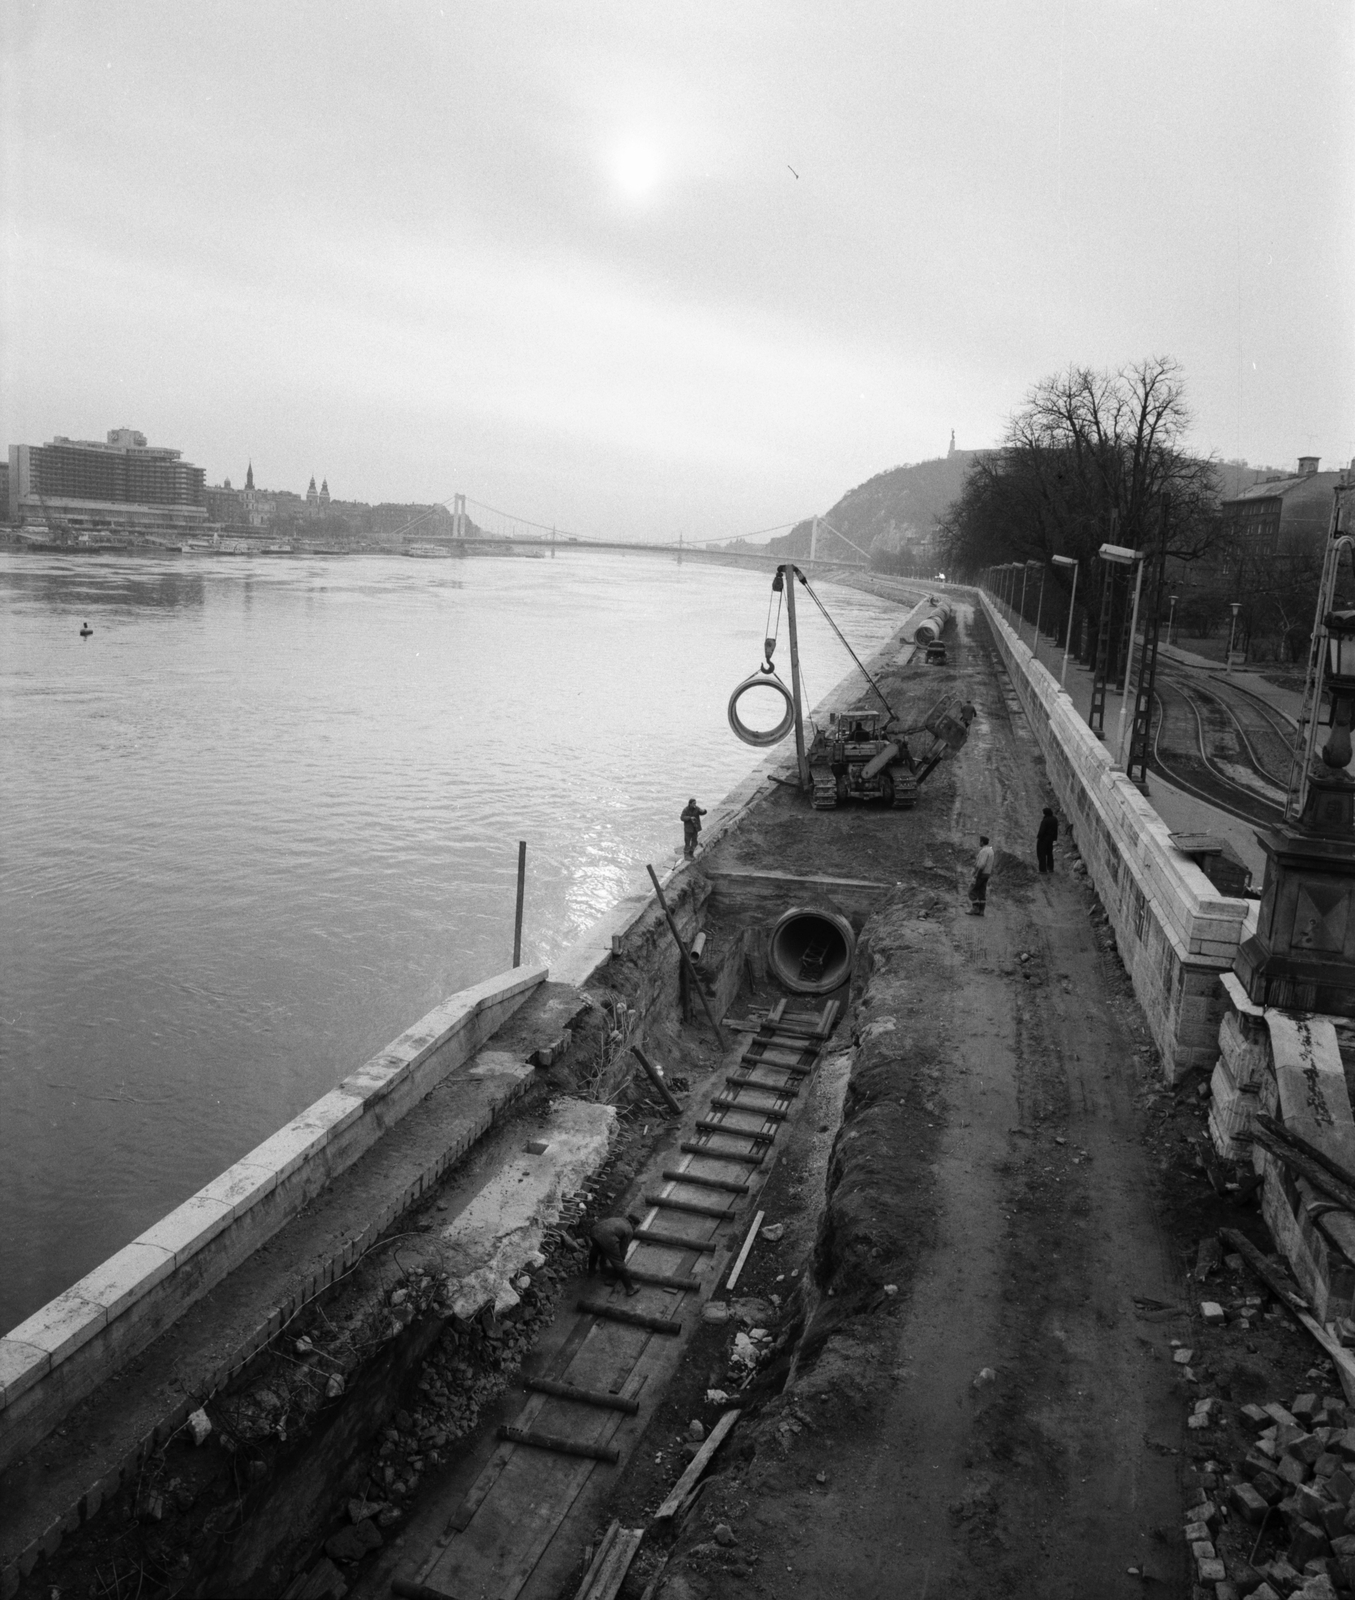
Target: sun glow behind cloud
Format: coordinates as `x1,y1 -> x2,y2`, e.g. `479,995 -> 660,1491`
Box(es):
609,139 -> 663,202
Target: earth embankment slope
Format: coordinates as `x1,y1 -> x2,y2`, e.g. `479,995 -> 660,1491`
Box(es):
657,603 -> 1188,1599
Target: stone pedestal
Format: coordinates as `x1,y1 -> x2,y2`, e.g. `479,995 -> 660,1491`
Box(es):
1235,823 -> 1355,1016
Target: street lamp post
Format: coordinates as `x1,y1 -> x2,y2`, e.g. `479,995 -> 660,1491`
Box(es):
1167,592 -> 1179,648
1028,561 -> 1047,656
1226,602 -> 1242,674
1053,555 -> 1079,690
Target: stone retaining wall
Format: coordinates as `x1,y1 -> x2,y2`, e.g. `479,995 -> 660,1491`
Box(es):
0,964 -> 547,1474
979,594 -> 1251,1079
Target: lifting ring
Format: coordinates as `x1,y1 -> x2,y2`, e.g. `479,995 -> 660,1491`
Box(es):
728,671 -> 795,747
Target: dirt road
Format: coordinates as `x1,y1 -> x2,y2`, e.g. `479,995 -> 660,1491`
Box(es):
655,606 -> 1190,1598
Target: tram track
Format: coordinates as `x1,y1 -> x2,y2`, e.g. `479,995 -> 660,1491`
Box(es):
1148,667 -> 1292,829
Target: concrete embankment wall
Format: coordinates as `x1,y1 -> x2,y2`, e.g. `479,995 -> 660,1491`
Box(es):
0,964 -> 547,1475
978,592 -> 1251,1080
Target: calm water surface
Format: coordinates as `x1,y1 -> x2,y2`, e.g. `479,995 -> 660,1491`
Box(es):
0,549 -> 905,1330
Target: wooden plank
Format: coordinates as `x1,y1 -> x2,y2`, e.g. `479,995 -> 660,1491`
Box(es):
726,1073 -> 799,1097
815,998 -> 840,1037
443,1388 -> 553,1532
633,1225 -> 718,1252
498,1425 -> 620,1464
711,1096 -> 788,1120
1223,1225 -> 1355,1405
679,1141 -> 762,1166
524,1377 -> 640,1414
694,1119 -> 774,1141
578,1298 -> 682,1334
653,1410 -> 741,1520
576,1526 -> 644,1600
726,1210 -> 764,1291
643,1193 -> 734,1219
662,1168 -> 750,1193
573,1520 -> 620,1600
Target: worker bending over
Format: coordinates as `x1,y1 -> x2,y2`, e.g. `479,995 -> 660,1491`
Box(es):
589,1211 -> 642,1296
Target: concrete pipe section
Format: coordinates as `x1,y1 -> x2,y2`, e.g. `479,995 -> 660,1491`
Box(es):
912,599 -> 954,647
767,906 -> 856,994
728,671 -> 796,747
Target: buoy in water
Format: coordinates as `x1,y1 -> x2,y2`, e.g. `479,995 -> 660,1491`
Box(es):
79,624 -> 93,638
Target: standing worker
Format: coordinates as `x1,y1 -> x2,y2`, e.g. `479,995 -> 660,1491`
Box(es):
967,835 -> 995,916
588,1211 -> 642,1296
680,798 -> 707,859
1036,807 -> 1059,874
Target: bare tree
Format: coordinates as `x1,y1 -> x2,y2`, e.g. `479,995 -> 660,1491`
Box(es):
941,358 -> 1221,579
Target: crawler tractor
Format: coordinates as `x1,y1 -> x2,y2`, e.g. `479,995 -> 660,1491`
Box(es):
808,696 -> 976,810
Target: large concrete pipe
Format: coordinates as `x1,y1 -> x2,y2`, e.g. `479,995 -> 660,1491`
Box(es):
912,598 -> 954,647
767,907 -> 856,995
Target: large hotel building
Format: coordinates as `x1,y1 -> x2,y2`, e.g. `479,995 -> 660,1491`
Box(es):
7,429 -> 208,539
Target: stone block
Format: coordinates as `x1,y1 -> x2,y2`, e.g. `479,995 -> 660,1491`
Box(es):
339,1058 -> 410,1105
1290,1520 -> 1331,1566
239,1117 -> 333,1185
1196,1556 -> 1226,1583
74,1239 -> 176,1320
1231,1481 -> 1271,1524
0,1337 -> 50,1409
290,1088 -> 364,1143
1278,1455 -> 1311,1486
137,1193 -> 235,1269
198,1159 -> 279,1221
6,1287 -> 106,1364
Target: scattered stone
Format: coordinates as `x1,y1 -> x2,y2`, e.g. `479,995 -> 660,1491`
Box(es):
688,1420 -> 706,1442
1200,1301 -> 1226,1325
705,1389 -> 732,1405
761,1223 -> 785,1243
1173,1348 -> 1195,1366
714,1524 -> 738,1547
188,1407 -> 212,1446
883,1284 -> 899,1296
973,1368 -> 996,1388
816,1472 -> 827,1484
702,1303 -> 731,1325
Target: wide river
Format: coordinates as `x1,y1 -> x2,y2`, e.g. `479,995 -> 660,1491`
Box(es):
0,548 -> 905,1333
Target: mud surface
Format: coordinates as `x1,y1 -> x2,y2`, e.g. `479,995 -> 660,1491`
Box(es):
647,606 -> 1196,1599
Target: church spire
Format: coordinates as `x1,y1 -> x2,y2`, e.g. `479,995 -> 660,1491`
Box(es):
245,460 -> 254,490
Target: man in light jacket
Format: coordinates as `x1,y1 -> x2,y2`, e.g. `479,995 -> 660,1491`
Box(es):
968,836 -> 994,916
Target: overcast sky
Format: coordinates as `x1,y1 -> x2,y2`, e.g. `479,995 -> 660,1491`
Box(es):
2,1 -> 1352,540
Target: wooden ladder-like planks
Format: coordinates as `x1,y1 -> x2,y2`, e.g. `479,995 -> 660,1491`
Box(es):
416,1001 -> 835,1600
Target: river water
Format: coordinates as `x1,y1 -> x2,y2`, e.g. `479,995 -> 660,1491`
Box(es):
0,548 -> 905,1332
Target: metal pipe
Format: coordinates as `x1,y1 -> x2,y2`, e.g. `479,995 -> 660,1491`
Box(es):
781,565 -> 811,791
1054,557 -> 1079,690
1115,557 -> 1147,764
512,840 -> 526,966
1030,563 -> 1047,657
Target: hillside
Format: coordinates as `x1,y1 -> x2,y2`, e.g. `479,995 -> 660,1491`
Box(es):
766,444 -> 989,565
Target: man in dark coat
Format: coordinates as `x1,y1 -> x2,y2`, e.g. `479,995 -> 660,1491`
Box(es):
680,799 -> 707,858
588,1212 -> 642,1295
1036,807 -> 1059,874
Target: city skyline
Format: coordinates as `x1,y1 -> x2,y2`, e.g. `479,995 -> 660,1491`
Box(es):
3,2 -> 1353,543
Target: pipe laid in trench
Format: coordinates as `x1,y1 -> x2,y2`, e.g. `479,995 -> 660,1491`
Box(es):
766,907 -> 856,995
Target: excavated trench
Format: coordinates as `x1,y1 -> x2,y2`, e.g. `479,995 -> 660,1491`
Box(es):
14,866 -> 872,1600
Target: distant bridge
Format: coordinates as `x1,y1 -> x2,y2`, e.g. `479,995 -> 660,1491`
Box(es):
403,531 -> 869,575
